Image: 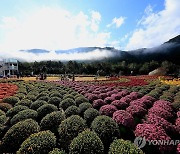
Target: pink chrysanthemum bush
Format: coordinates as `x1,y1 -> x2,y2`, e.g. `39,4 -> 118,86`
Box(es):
120,96 -> 131,104
111,100 -> 129,110
99,104 -> 118,117
104,97 -> 115,104
126,104 -> 147,118
93,99 -> 107,110
153,100 -> 174,113
134,124 -> 173,153
113,110 -> 135,129
148,106 -> 174,121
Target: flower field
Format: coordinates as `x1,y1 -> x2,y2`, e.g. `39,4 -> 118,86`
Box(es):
0,76 -> 179,154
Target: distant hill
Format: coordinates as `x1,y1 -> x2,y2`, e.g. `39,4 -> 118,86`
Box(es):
20,49 -> 50,54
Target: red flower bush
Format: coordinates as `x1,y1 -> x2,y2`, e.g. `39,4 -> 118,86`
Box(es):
111,100 -> 128,110
99,104 -> 118,117
134,123 -> 172,152
130,99 -> 147,109
87,94 -> 100,102
126,105 -> 147,117
129,92 -> 142,100
93,99 -> 107,110
120,96 -> 131,104
99,93 -> 108,99
111,94 -> 122,100
0,83 -> 18,100
113,110 -> 135,129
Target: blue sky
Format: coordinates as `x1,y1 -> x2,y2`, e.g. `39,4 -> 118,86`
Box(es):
0,0 -> 180,61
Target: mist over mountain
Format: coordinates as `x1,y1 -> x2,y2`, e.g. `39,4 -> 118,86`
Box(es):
8,35 -> 180,64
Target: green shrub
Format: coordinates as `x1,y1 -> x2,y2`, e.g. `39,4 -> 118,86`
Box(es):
84,108 -> 99,126
108,139 -> 144,154
70,92 -> 79,96
59,90 -> 67,95
10,109 -> 38,125
15,93 -> 26,100
91,115 -> 120,150
17,130 -> 56,154
40,111 -> 65,134
79,103 -> 92,116
26,94 -> 37,101
172,101 -> 180,111
36,92 -> 49,99
0,109 -> 5,116
75,96 -> 89,106
69,130 -> 104,154
74,94 -> 84,99
30,100 -> 48,110
0,115 -> 8,125
65,106 -> 79,117
0,125 -> 8,140
48,97 -> 62,107
0,103 -> 12,112
58,115 -> 87,150
2,96 -> 20,105
1,119 -> 40,153
38,96 -> 49,102
6,105 -> 29,117
63,94 -> 75,100
50,92 -> 63,99
49,148 -> 66,154
37,104 -> 58,120
15,99 -> 32,107
59,98 -> 76,110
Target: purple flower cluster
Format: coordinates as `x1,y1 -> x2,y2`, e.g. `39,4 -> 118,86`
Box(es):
148,106 -> 173,121
128,92 -> 142,100
104,97 -> 115,104
93,99 -> 107,110
113,110 -> 135,129
111,100 -> 128,110
146,114 -> 175,134
153,100 -> 174,113
134,123 -> 172,152
99,104 -> 118,117
126,105 -> 147,117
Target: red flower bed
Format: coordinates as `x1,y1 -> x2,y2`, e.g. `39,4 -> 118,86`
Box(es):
0,83 -> 18,100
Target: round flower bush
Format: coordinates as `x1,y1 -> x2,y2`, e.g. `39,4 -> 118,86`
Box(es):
99,93 -> 108,99
59,98 -> 76,110
111,100 -> 128,110
134,123 -> 172,152
40,111 -> 66,134
129,92 -> 142,100
87,94 -> 100,103
37,104 -> 58,120
104,97 -> 115,104
93,99 -> 107,110
120,96 -> 131,104
65,105 -> 80,117
49,92 -> 63,98
17,130 -> 56,154
99,104 -> 118,117
69,130 -> 104,154
30,100 -> 48,110
79,102 -> 92,116
113,110 -> 135,129
48,97 -> 62,107
91,115 -> 120,150
0,109 -> 5,116
75,96 -> 89,106
146,114 -> 176,136
148,107 -> 174,121
58,115 -> 87,150
126,105 -> 147,118
153,100 -> 174,113
6,105 -> 29,118
37,96 -> 49,102
2,96 -> 20,106
15,99 -> 32,107
0,115 -> 8,125
111,93 -> 122,100
108,139 -> 143,154
84,108 -> 99,126
10,109 -> 38,125
130,99 -> 147,109
1,119 -> 40,153
49,148 -> 66,154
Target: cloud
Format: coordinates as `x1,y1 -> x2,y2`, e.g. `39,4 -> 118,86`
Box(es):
126,0 -> 180,50
0,6 -> 109,54
90,10 -> 101,32
107,16 -> 126,28
0,49 -> 114,62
